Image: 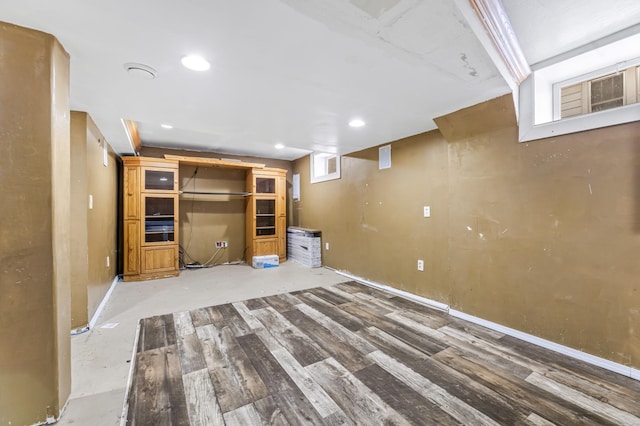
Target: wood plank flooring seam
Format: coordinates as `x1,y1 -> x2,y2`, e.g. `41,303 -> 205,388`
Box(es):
525,371 -> 640,426
270,348 -> 345,419
367,349 -> 501,426
125,282 -> 640,426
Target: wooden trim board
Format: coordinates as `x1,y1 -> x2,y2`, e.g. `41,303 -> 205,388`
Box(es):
164,154 -> 266,169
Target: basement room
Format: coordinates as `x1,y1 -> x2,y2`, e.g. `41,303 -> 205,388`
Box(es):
1,0 -> 640,425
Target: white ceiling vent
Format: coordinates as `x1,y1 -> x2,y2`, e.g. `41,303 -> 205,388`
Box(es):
123,63 -> 158,80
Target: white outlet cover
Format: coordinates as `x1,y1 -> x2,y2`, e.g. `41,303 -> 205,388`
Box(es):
89,194 -> 93,209
417,259 -> 424,271
423,206 -> 430,217
325,242 -> 330,250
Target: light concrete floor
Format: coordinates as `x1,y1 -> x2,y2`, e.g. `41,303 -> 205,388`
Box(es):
59,262 -> 347,425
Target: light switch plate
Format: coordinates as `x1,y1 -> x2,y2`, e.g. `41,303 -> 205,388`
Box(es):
89,194 -> 93,209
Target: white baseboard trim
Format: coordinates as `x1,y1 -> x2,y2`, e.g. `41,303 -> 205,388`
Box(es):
70,325 -> 90,336
120,319 -> 141,426
332,269 -> 640,381
31,397 -> 69,425
449,309 -> 640,381
89,275 -> 120,330
334,270 -> 449,311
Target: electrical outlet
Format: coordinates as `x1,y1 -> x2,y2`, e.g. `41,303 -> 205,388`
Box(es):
106,256 -> 110,268
417,259 -> 424,271
216,241 -> 228,248
325,242 -> 330,250
222,241 -> 228,248
423,206 -> 430,217
89,194 -> 93,209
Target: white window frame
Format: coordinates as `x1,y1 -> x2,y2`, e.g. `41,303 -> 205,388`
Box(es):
310,152 -> 341,184
519,28 -> 640,143
552,59 -> 640,121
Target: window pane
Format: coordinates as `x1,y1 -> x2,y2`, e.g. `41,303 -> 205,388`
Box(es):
327,156 -> 337,174
592,99 -> 624,112
311,152 -> 341,183
591,73 -> 623,107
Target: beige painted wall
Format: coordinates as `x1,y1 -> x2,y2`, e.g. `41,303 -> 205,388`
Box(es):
86,116 -> 118,318
70,113 -> 90,329
293,133 -> 450,300
140,147 -> 292,264
70,112 -> 118,329
293,95 -> 640,370
0,22 -> 71,424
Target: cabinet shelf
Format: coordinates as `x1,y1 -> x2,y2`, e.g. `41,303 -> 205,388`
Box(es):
180,190 -> 251,196
145,215 -> 174,219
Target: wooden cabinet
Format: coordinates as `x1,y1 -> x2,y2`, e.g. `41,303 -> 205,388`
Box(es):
122,157 -> 179,281
141,246 -> 179,274
123,220 -> 140,275
121,155 -> 287,279
246,168 -> 287,262
123,166 -> 139,220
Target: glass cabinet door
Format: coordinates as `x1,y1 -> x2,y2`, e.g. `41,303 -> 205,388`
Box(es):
255,199 -> 276,236
255,177 -> 276,194
144,196 -> 175,243
145,169 -> 175,191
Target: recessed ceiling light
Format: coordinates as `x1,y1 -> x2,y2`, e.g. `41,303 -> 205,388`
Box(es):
349,119 -> 365,128
161,124 -> 173,129
275,143 -> 285,149
123,62 -> 158,79
181,55 -> 210,71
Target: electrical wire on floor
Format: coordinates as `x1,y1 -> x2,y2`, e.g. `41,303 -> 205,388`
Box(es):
179,244 -> 199,268
180,244 -> 244,269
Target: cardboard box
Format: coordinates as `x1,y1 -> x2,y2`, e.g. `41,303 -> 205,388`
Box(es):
252,254 -> 279,269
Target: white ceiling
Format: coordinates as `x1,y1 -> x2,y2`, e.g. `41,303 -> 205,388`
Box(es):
502,0 -> 640,65
1,1 -> 639,160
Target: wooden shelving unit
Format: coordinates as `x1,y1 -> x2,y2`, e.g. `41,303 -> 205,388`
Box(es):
246,168 -> 287,262
122,155 -> 288,280
122,157 -> 179,281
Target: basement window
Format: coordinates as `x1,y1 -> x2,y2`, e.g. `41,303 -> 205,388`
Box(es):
519,30 -> 640,142
556,63 -> 640,120
310,152 -> 340,184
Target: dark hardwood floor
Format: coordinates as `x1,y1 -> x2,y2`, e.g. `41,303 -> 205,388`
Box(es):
124,281 -> 640,425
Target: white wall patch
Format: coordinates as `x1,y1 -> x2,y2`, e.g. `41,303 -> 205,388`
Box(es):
379,145 -> 391,169
293,173 -> 300,200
